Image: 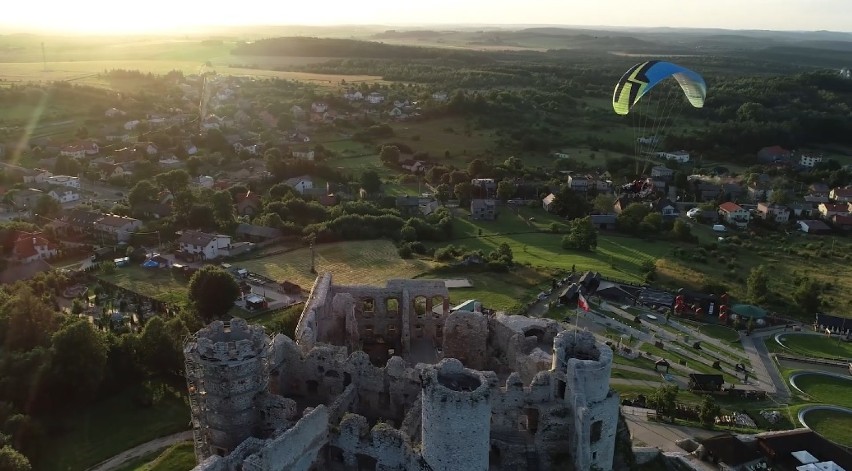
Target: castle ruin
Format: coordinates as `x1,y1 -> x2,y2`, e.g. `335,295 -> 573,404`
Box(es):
186,273 -> 619,470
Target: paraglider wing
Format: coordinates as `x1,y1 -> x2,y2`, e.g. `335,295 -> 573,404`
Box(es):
612,60 -> 707,115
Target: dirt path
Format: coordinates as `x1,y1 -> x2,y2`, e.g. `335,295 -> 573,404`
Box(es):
86,431 -> 193,471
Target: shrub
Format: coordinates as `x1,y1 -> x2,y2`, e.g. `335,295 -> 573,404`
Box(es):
398,245 -> 413,258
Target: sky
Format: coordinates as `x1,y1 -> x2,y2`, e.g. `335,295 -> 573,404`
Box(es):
2,0 -> 851,34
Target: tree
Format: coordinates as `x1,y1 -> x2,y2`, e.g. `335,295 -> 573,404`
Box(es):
648,384 -> 679,422
188,266 -> 241,322
641,212 -> 663,234
746,265 -> 769,305
127,180 -> 158,211
453,181 -> 473,206
47,320 -> 108,402
503,156 -> 523,171
467,159 -> 487,177
186,156 -> 202,176
379,145 -> 401,167
0,445 -> 31,471
550,186 -> 592,220
768,188 -> 790,206
496,180 -> 516,202
698,395 -> 721,427
592,194 -> 615,214
210,191 -> 235,228
793,279 -> 822,315
435,184 -> 451,205
562,216 -> 598,251
155,170 -> 190,195
137,316 -> 184,376
360,171 -> 381,194
32,195 -> 60,219
671,219 -> 694,242
616,203 -> 652,235
1,287 -> 58,352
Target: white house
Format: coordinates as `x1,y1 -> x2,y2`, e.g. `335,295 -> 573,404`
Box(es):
656,150 -> 690,163
431,91 -> 448,102
756,202 -> 791,223
13,233 -> 58,263
344,90 -> 363,101
46,175 -> 80,189
311,102 -> 329,113
59,145 -> 87,159
104,107 -> 125,118
22,169 -> 52,185
178,230 -> 231,260
93,214 -> 142,242
719,202 -> 750,228
185,144 -> 198,155
366,92 -> 385,104
284,176 -> 313,194
292,150 -> 315,161
47,186 -> 80,204
799,154 -> 823,168
542,193 -> 557,212
124,120 -> 141,131
143,143 -> 159,155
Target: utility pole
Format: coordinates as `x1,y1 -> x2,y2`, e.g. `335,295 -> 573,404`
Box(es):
309,236 -> 317,274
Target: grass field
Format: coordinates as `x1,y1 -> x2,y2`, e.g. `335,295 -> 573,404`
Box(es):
697,324 -> 741,344
40,382 -> 189,471
238,239 -> 437,288
114,442 -> 196,471
439,266 -> 551,313
802,409 -> 852,447
611,368 -> 663,382
794,374 -> 852,408
780,334 -> 852,360
97,265 -> 189,306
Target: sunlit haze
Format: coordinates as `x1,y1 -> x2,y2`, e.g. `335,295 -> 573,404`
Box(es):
3,0 -> 851,33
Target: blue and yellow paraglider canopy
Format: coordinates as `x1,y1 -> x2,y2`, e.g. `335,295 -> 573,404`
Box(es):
612,60 -> 706,116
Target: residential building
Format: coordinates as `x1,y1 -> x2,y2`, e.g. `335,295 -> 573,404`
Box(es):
832,214 -> 852,231
590,214 -> 617,230
470,198 -> 496,220
292,149 -> 315,161
93,214 -> 142,242
46,186 -> 80,204
46,175 -> 80,189
55,209 -> 103,236
366,92 -> 385,104
400,160 -> 426,174
178,230 -> 232,260
395,196 -> 422,217
798,219 -> 831,234
756,202 -> 790,223
197,175 -> 214,189
651,198 -> 678,218
284,176 -> 313,194
656,150 -> 690,163
809,182 -> 830,197
613,196 -> 632,214
818,203 -> 849,219
799,154 -> 823,168
10,188 -> 44,210
235,191 -> 262,216
567,175 -> 589,192
22,168 -> 52,185
13,233 -> 58,263
235,223 -> 282,243
311,102 -> 328,113
98,163 -> 125,181
542,193 -> 557,212
718,202 -> 750,228
431,91 -> 448,102
830,187 -> 852,202
343,89 -> 363,101
757,145 -> 792,164
158,156 -> 182,169
104,107 -> 125,118
471,179 -> 497,198
650,166 -> 674,180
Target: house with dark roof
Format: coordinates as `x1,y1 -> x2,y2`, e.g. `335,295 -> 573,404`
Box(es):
235,191 -> 262,216
10,188 -> 44,210
650,166 -> 673,180
470,199 -> 496,220
688,373 -> 724,392
830,187 -> 852,203
94,214 -> 142,242
235,223 -> 282,243
699,434 -> 762,469
832,214 -> 852,231
55,209 -> 103,235
590,214 -> 617,230
650,198 -> 678,219
798,219 -> 831,234
177,230 -> 231,260
756,429 -> 852,471
395,195 -> 422,217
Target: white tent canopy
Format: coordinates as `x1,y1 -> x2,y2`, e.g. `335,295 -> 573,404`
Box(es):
793,451 -> 820,465
797,461 -> 846,471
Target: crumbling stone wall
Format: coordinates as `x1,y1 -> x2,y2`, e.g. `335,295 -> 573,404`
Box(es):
442,310 -> 488,369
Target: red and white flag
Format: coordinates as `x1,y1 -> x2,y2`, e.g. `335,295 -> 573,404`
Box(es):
578,293 -> 590,312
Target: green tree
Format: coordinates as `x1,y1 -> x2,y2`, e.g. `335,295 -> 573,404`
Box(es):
188,266 -> 241,322
768,188 -> 790,206
32,195 -> 60,219
562,216 -> 598,251
186,156 -> 202,176
550,186 -> 592,220
649,384 -> 679,422
379,145 -> 401,167
454,181 -> 473,206
496,180 -> 516,202
793,279 -> 822,315
127,180 -> 158,212
698,395 -> 721,427
1,287 -> 58,352
137,316 -> 182,376
467,159 -> 487,177
592,194 -> 615,214
360,171 -> 382,194
155,170 -> 190,195
671,219 -> 693,242
746,265 -> 769,305
435,184 -> 451,205
210,191 -> 235,228
0,445 -> 31,471
641,212 -> 663,234
47,320 -> 108,402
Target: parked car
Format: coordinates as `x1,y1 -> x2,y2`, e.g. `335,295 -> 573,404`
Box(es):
687,207 -> 702,219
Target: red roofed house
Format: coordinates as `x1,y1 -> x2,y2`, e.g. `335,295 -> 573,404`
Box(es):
832,214 -> 852,231
235,191 -> 262,216
13,232 -> 58,263
719,202 -> 750,228
818,203 -> 849,219
830,187 -> 852,203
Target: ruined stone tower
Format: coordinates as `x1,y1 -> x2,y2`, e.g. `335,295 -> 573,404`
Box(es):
551,330 -> 619,471
420,358 -> 492,471
184,318 -> 271,462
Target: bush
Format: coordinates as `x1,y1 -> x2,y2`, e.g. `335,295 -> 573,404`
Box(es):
398,245 -> 413,258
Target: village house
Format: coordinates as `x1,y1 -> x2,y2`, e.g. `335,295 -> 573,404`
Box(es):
798,219 -> 831,234
799,154 -> 823,168
395,196 -> 422,217
13,232 -> 58,263
817,202 -> 850,219
343,89 -> 363,101
719,202 -> 750,228
94,214 -> 142,242
650,166 -> 674,180
656,150 -> 690,163
124,120 -> 141,131
54,209 -> 103,236
470,198 -> 497,220
400,160 -> 426,174
567,175 -> 589,192
98,163 -> 125,181
756,202 -> 791,223
177,230 -> 231,260
651,197 -> 679,218
830,187 -> 852,203
235,191 -> 262,216
809,182 -> 830,197
542,193 -> 557,212
284,176 -> 313,194
590,214 -> 617,230
158,156 -> 182,169
431,91 -> 448,102
22,168 -> 52,185
46,186 -> 80,204
832,214 -> 852,231
757,145 -> 792,164
366,92 -> 385,104
197,176 -> 214,189
104,107 -> 125,118
46,175 -> 80,189
471,179 -> 497,198
292,149 -> 315,161
311,102 -> 329,114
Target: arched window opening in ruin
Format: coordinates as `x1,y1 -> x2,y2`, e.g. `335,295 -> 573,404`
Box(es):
386,298 -> 399,316
431,296 -> 445,317
362,298 -> 375,317
325,370 -> 340,378
557,379 -> 566,400
490,445 -> 502,467
343,372 -> 352,387
326,445 -> 345,464
356,453 -> 378,470
525,408 -> 540,434
524,327 -> 546,343
590,420 -> 603,443
413,296 -> 427,319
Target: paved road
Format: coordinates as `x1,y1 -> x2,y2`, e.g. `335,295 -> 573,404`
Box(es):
743,332 -> 789,400
622,412 -> 717,452
86,431 -> 192,471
